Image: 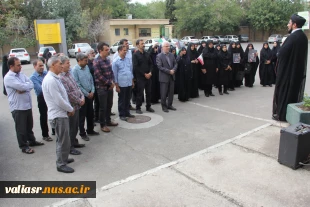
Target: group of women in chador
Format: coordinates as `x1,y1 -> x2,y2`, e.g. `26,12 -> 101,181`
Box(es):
146,40 -> 279,103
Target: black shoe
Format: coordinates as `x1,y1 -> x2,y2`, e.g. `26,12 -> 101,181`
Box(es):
73,143 -> 85,148
162,108 -> 169,113
81,135 -> 90,141
70,149 -> 81,155
168,106 -> 176,111
67,158 -> 75,164
87,130 -> 99,136
126,114 -> 135,118
205,93 -> 209,97
136,109 -> 143,114
57,165 -> 74,173
120,116 -> 128,121
224,91 -> 229,94
228,88 -> 235,91
210,93 -> 215,96
111,112 -> 116,116
29,141 -> 45,146
219,92 -> 223,95
272,114 -> 279,121
146,107 -> 155,113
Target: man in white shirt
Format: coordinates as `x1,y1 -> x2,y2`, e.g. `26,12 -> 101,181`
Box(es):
42,56 -> 75,173
4,57 -> 44,154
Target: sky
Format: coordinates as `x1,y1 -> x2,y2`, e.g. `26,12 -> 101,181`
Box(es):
129,0 -> 160,4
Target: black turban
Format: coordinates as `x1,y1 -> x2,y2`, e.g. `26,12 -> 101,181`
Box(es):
290,14 -> 306,27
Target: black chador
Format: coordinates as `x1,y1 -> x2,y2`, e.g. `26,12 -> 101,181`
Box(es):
243,43 -> 259,87
187,43 -> 200,98
217,45 -> 231,95
259,42 -> 274,87
272,14 -> 308,121
200,40 -> 218,97
148,45 -> 161,103
176,47 -> 192,102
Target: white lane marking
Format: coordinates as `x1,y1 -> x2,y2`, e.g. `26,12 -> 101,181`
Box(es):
188,101 -> 289,128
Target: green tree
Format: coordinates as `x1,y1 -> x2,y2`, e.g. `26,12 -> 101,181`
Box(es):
43,0 -> 83,43
128,3 -> 150,19
165,0 -> 176,22
20,0 -> 49,26
148,0 -> 166,19
0,29 -> 9,55
174,0 -> 211,37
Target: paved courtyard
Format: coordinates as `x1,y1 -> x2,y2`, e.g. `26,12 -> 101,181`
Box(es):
0,42 -> 309,206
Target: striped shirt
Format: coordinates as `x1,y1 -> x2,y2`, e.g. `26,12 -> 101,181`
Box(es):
59,69 -> 84,110
93,55 -> 115,89
4,71 -> 33,112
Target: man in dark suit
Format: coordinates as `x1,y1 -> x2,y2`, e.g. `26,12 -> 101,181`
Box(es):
156,42 -> 178,112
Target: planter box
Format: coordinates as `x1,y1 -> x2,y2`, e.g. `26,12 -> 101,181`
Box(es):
286,102 -> 310,125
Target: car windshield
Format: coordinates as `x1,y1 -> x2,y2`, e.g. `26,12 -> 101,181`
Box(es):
77,43 -> 90,47
12,49 -> 25,53
40,47 -> 55,52
189,36 -> 196,39
218,36 -> 224,38
172,39 -> 178,42
210,36 -> 216,38
270,34 -> 277,37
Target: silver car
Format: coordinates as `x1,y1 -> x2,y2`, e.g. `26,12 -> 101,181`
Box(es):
214,35 -> 229,44
68,43 -> 92,58
268,34 -> 283,44
180,36 -> 199,45
199,36 -> 219,44
167,38 -> 185,49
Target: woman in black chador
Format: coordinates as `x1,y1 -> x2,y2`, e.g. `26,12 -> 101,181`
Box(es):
227,42 -> 237,90
243,43 -> 259,87
187,43 -> 199,98
215,44 -> 221,54
148,45 -> 161,103
259,42 -> 274,87
2,55 -> 9,95
200,40 -> 218,97
217,44 -> 232,95
176,47 -> 192,102
197,41 -> 207,54
234,41 -> 245,87
271,41 -> 280,83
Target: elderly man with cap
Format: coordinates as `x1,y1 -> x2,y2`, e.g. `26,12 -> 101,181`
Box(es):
272,14 -> 308,121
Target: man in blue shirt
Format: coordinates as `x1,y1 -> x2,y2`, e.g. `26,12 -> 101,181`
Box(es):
72,53 -> 99,141
30,60 -> 53,142
4,57 -> 44,154
112,46 -> 135,121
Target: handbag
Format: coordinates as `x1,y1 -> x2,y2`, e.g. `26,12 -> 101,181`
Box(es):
235,70 -> 245,81
244,63 -> 252,74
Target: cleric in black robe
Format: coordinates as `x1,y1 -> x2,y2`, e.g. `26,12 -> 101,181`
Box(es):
272,14 -> 308,121
200,40 -> 218,97
187,43 -> 200,98
176,47 -> 192,102
2,55 -> 9,95
259,42 -> 274,87
243,43 -> 259,87
271,41 -> 280,83
217,44 -> 232,95
148,45 -> 161,103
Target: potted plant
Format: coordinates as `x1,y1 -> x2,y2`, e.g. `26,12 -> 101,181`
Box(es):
286,94 -> 310,125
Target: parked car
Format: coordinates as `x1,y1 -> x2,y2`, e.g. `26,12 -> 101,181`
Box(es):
199,36 -> 219,44
144,39 -> 160,51
224,35 -> 239,43
180,36 -> 199,45
167,38 -> 185,49
68,43 -> 92,58
214,35 -> 229,44
110,41 -> 134,53
37,46 -> 57,58
238,34 -> 249,42
9,48 -> 30,64
268,34 -> 283,44
281,34 -> 289,45
91,43 -> 99,54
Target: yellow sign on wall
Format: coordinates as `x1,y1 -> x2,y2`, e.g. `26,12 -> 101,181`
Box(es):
151,28 -> 160,38
36,23 -> 62,44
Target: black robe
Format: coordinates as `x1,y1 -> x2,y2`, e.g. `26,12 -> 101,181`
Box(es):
228,45 -> 239,89
259,46 -> 274,86
272,30 -> 308,121
187,43 -> 199,98
176,54 -> 192,102
271,42 -> 280,83
200,47 -> 218,87
148,47 -> 161,103
243,46 -> 259,87
217,50 -> 232,86
234,44 -> 245,87
2,55 -> 9,96
197,42 -> 207,90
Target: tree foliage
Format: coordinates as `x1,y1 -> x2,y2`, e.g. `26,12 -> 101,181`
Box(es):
165,0 -> 176,22
128,1 -> 165,19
